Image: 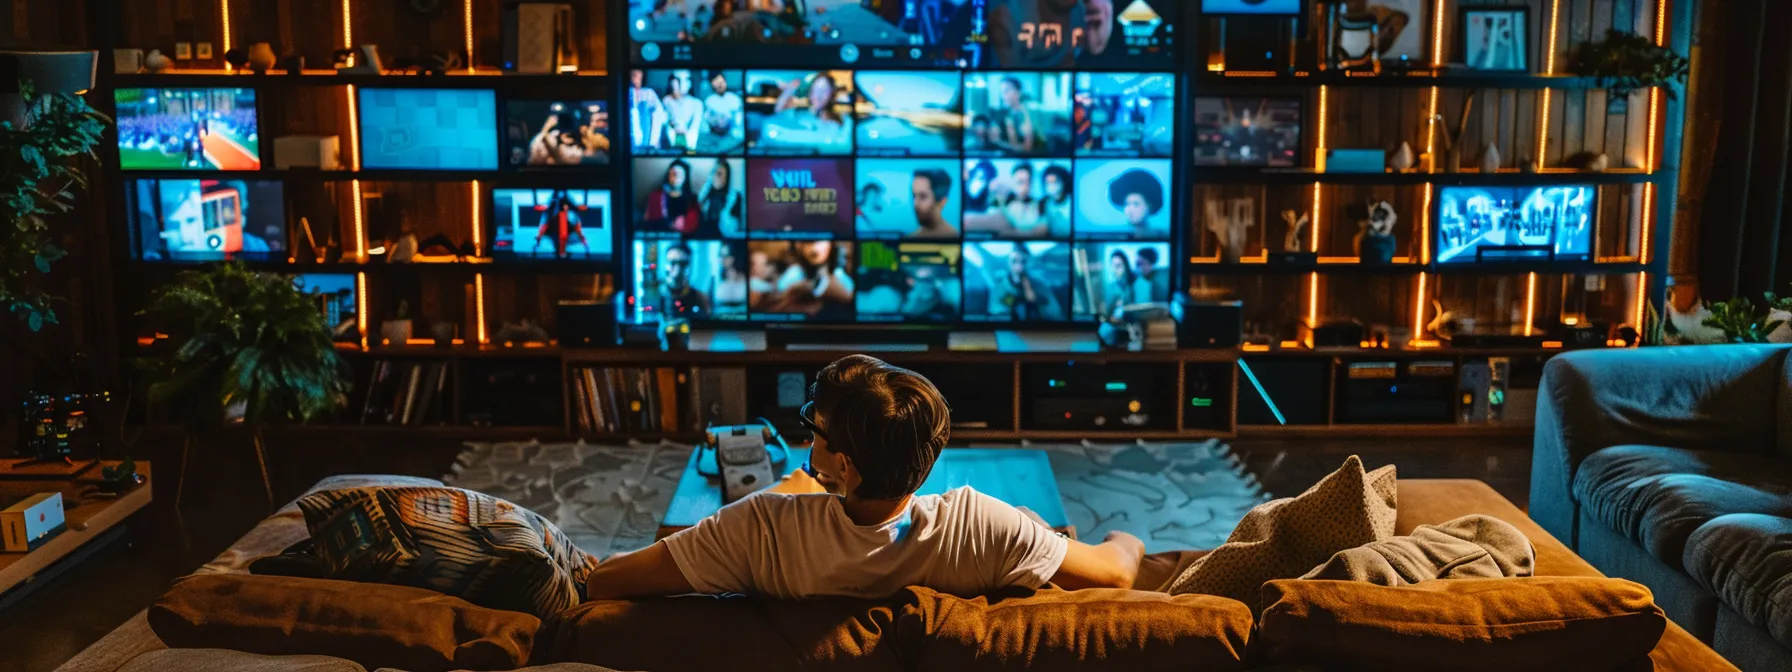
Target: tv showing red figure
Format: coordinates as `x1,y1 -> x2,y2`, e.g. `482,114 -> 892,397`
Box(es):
491,188 -> 614,261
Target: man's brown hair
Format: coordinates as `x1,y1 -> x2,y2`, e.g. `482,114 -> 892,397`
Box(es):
809,355 -> 951,499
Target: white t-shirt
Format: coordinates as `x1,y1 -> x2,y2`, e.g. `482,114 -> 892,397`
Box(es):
662,485 -> 1069,600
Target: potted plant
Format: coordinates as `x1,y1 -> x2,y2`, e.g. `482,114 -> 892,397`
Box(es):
1569,29 -> 1691,109
137,263 -> 349,508
1700,292 -> 1792,344
1,66 -> 108,333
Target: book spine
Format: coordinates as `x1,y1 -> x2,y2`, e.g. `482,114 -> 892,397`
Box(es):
656,367 -> 678,433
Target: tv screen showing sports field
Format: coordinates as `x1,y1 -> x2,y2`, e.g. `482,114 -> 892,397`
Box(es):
627,68 -> 1176,325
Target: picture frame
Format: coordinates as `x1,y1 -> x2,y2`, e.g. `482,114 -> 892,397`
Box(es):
1373,0 -> 1428,68
1190,95 -> 1306,168
1459,6 -> 1530,72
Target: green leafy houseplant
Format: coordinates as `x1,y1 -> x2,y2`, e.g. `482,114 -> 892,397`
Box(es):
137,262 -> 349,506
1,82 -> 110,331
1569,29 -> 1692,100
1701,293 -> 1792,343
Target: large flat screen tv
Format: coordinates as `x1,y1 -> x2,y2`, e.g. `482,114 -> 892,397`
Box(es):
127,178 -> 285,261
357,88 -> 499,170
1434,185 -> 1596,264
490,188 -> 614,261
625,67 -> 1179,326
115,87 -> 261,170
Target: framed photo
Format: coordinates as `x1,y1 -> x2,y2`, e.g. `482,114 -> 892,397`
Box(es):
1373,0 -> 1428,67
1460,6 -> 1530,72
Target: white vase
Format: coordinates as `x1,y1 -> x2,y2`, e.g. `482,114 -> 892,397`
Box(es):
144,49 -> 172,73
1481,144 -> 1502,173
1389,142 -> 1414,172
247,43 -> 277,73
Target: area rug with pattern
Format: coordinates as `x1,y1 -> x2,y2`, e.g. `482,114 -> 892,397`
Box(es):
444,439 -> 1270,557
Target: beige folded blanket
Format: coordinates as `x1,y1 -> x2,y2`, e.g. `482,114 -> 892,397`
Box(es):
1300,514 -> 1535,585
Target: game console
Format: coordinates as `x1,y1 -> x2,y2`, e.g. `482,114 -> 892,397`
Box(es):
706,424 -> 783,503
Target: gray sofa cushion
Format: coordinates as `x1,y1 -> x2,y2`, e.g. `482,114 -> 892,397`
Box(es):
1684,513 -> 1792,651
1572,445 -> 1792,569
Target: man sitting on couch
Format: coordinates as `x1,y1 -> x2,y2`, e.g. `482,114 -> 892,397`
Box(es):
585,354 -> 1146,601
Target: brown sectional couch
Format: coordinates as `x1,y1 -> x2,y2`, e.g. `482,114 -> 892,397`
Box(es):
58,476 -> 1740,672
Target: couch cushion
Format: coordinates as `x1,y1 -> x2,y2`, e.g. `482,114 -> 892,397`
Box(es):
898,587 -> 1252,671
1683,513 -> 1792,651
1572,445 -> 1792,569
1256,577 -> 1666,672
537,594 -> 904,672
120,649 -> 366,672
147,574 -> 538,672
295,486 -> 598,619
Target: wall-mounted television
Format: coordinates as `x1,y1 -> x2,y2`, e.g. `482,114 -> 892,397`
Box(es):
503,99 -> 611,167
490,188 -> 614,261
1433,185 -> 1596,264
625,67 -> 1177,326
986,0 -> 1178,68
1200,0 -> 1303,16
628,0 -> 988,68
357,88 -> 498,170
294,273 -> 359,341
126,178 -> 285,262
115,87 -> 260,171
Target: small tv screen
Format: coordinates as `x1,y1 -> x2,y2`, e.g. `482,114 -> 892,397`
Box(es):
745,157 -> 853,238
854,71 -> 963,157
1070,241 -> 1172,320
1075,72 -> 1175,157
747,240 -> 856,321
628,0 -> 984,68
490,188 -> 614,261
504,99 -> 611,167
961,159 -> 1073,239
634,238 -> 749,322
1073,158 -> 1172,240
115,88 -> 260,170
1201,0 -> 1302,15
985,0 -> 1178,68
856,242 -> 962,323
854,158 -> 962,240
357,88 -> 498,170
128,178 -> 285,261
294,273 -> 358,340
963,73 -> 1073,157
630,69 -> 746,156
1434,185 -> 1596,264
961,241 -> 1071,322
745,70 -> 855,156
632,157 -> 748,238
1192,96 -> 1302,167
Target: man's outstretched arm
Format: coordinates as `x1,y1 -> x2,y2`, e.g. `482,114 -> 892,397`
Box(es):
1049,531 -> 1146,590
584,541 -> 695,601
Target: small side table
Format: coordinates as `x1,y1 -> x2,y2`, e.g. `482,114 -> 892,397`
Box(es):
0,461 -> 152,607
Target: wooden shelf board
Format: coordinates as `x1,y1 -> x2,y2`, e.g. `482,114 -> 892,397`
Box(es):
1237,424 -> 1532,438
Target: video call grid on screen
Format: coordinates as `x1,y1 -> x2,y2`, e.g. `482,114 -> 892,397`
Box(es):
625,0 -> 1179,69
623,66 -> 1177,326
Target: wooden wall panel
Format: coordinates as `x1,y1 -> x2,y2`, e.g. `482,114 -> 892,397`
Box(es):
0,0 -> 85,49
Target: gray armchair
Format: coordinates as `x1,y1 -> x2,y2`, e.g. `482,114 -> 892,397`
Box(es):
1531,344 -> 1792,672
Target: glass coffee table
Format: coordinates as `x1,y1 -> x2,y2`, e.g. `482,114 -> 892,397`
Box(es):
658,448 -> 1072,539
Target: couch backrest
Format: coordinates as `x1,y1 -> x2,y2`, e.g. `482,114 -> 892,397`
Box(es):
1541,345 -> 1792,459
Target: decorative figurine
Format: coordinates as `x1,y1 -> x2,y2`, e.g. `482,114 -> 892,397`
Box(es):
1480,143 -> 1502,173
1204,198 -> 1256,264
1566,151 -> 1610,172
1350,200 -> 1399,265
1282,210 -> 1311,253
1430,91 -> 1477,173
247,43 -> 277,74
224,47 -> 249,71
1388,141 -> 1415,172
143,49 -> 172,73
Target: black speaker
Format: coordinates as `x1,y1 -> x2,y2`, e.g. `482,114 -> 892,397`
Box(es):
1174,297 -> 1243,348
556,301 -> 618,347
1334,359 -> 1456,424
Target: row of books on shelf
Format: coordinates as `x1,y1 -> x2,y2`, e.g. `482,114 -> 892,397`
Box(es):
361,361 -> 451,426
569,367 -> 749,435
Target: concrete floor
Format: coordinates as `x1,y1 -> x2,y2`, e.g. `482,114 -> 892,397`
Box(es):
0,433 -> 1529,672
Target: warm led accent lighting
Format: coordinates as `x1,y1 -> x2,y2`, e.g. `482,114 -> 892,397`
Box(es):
1279,340 -> 1302,350
351,181 -> 367,261
1655,0 -> 1668,45
470,180 -> 483,253
1306,85 -> 1328,325
1541,341 -> 1564,349
346,86 -> 361,169
1413,273 -> 1429,339
1633,272 -> 1649,334
1222,71 -> 1279,77
1307,272 -> 1320,325
1425,86 -> 1440,156
220,0 -> 233,70
465,0 -> 476,72
1544,0 -> 1561,73
1646,89 -> 1660,171
1242,344 -> 1271,352
475,274 -> 489,344
1430,0 -> 1446,66
356,272 -> 368,349
1640,183 -> 1655,263
1524,272 -> 1538,336
1536,89 -> 1552,172
1420,183 -> 1433,264
341,0 -> 354,48
1410,339 -> 1441,348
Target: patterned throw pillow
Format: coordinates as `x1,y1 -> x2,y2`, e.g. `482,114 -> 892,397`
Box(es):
296,486 -> 599,619
1164,455 -> 1397,612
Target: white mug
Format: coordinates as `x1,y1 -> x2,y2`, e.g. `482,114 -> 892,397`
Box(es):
114,49 -> 144,74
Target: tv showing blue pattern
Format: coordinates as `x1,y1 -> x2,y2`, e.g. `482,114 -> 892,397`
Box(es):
358,88 -> 499,170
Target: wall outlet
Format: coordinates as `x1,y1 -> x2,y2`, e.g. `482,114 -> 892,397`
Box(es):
174,42 -> 192,60
197,42 -> 213,59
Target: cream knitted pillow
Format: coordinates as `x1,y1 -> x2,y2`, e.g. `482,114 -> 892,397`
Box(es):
1164,455 -> 1397,611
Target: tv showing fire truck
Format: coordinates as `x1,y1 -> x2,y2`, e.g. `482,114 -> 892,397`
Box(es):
126,178 -> 285,262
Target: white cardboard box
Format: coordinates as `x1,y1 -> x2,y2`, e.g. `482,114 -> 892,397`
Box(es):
2,492 -> 65,553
